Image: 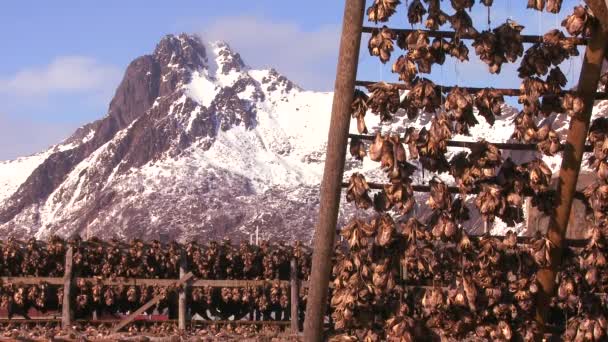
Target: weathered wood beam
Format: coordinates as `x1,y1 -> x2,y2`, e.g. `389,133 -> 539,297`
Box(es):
0,276 -> 292,288
584,0 -> 608,34
112,272 -> 194,333
339,181 -> 588,201
290,259 -> 300,334
354,80 -> 608,100
348,133 -> 594,152
361,27 -> 588,45
61,247 -> 74,330
535,17 -> 608,327
178,250 -> 188,331
303,1 -> 366,341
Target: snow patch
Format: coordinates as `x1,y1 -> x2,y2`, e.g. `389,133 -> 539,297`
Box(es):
186,70 -> 218,108
0,151 -> 52,202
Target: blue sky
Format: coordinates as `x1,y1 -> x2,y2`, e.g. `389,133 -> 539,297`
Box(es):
0,0 -> 585,159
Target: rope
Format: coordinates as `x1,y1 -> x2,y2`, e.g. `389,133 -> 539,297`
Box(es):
487,6 -> 491,31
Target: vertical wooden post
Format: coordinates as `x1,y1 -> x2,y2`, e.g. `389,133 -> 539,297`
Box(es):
178,249 -> 188,330
535,22 -> 608,326
303,0 -> 365,341
62,247 -> 74,330
290,258 -> 300,334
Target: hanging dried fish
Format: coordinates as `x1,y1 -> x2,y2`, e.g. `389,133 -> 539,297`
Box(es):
536,125 -> 562,156
518,77 -> 548,115
561,92 -> 585,118
425,0 -> 449,30
494,20 -> 525,63
449,9 -> 479,37
392,55 -> 418,86
349,137 -> 367,161
408,0 -> 427,25
429,37 -> 450,64
350,89 -> 369,134
527,0 -> 545,11
545,0 -> 562,13
518,29 -> 579,78
473,31 -> 504,74
450,0 -> 475,11
346,173 -> 373,209
584,182 -> 608,224
561,5 -> 597,37
474,88 -> 504,125
427,177 -> 452,212
405,78 -> 442,117
367,82 -> 401,121
588,118 -> 608,181
475,183 -> 507,223
529,233 -> 555,268
445,86 -> 478,135
367,0 -> 401,23
368,26 -> 396,63
370,133 -> 388,162
447,37 -> 469,62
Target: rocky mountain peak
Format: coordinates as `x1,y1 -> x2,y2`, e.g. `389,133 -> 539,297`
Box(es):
261,68 -> 301,94
154,34 -> 207,71
210,41 -> 246,75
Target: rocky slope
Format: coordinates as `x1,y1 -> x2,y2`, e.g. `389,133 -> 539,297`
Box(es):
0,33 -> 605,242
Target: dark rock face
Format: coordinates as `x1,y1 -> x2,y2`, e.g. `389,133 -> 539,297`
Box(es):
214,41 -> 245,75
210,87 -> 256,131
261,68 -> 300,94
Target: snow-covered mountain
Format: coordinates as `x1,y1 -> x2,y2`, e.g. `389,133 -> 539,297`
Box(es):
0,34 -> 334,241
0,33 -> 604,242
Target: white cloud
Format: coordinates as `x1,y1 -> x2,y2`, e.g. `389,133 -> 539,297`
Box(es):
202,16 -> 340,91
0,56 -> 121,96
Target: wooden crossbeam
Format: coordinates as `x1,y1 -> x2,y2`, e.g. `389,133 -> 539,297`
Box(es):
111,271 -> 194,333
361,26 -> 589,45
0,276 -> 291,288
339,181 -> 588,202
348,133 -> 594,152
355,80 -> 608,100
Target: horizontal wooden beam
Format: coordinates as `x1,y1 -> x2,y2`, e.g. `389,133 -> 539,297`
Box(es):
0,276 -> 291,288
0,318 -> 293,325
339,182 -> 587,201
361,26 -> 589,45
191,320 -> 292,326
348,133 -> 594,152
355,80 -> 608,100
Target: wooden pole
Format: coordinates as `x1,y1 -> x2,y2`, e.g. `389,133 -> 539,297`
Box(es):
61,247 -> 74,330
303,0 -> 365,340
535,21 -> 608,326
290,258 -> 299,334
178,249 -> 188,331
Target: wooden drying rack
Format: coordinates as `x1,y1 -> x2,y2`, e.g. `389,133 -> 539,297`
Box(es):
303,1 -> 608,341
